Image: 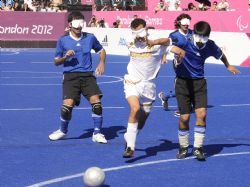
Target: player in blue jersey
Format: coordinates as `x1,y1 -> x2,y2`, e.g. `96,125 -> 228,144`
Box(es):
173,21 -> 240,161
158,13 -> 192,116
48,11 -> 108,144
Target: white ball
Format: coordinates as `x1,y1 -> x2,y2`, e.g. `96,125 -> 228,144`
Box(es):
83,167 -> 105,187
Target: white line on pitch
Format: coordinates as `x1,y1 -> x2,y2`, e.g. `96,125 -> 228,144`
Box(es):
0,108 -> 44,111
221,104 -> 250,107
107,62 -> 128,64
0,84 -> 61,86
30,62 -> 52,64
75,106 -> 126,110
1,77 -> 60,79
2,71 -> 61,74
158,75 -> 250,78
0,62 -> 16,64
75,106 -> 177,110
26,151 -> 250,187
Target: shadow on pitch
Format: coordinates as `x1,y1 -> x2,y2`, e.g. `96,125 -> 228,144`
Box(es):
65,125 -> 126,140
204,142 -> 250,158
125,139 -> 180,163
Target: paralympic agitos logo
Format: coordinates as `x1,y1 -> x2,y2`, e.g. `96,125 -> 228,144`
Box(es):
236,16 -> 248,31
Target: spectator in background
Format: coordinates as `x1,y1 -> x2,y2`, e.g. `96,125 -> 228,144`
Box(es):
23,0 -> 35,11
38,1 -> 47,12
113,3 -> 119,11
101,3 -> 112,11
112,19 -> 122,28
13,1 -> 22,11
133,14 -> 138,20
0,0 -> 4,10
197,2 -> 209,11
174,1 -> 182,11
98,18 -> 109,28
154,0 -> 167,13
0,0 -> 14,11
217,0 -> 229,11
23,2 -> 31,11
47,2 -> 57,12
88,15 -> 99,27
57,3 -> 67,12
166,0 -> 181,11
187,2 -> 197,10
125,1 -> 132,10
210,1 -> 218,11
248,0 -> 250,11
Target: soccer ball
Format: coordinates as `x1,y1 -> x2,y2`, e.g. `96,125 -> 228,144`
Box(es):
83,167 -> 105,187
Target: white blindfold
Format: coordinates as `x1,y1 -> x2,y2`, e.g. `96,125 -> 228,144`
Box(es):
180,18 -> 190,26
131,28 -> 147,39
193,34 -> 209,44
71,19 -> 84,28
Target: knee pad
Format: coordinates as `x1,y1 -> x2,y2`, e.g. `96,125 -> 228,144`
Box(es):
141,103 -> 152,113
61,105 -> 73,121
92,102 -> 102,115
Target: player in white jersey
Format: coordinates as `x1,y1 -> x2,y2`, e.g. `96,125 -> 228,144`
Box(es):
123,18 -> 185,158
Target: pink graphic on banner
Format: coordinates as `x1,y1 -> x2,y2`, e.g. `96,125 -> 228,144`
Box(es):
0,12 -> 67,41
81,0 -> 93,4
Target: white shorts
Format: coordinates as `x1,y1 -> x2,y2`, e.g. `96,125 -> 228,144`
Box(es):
124,75 -> 156,104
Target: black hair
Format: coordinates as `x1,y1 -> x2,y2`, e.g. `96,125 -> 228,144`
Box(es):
193,21 -> 211,37
174,13 -> 191,29
130,18 -> 146,29
67,11 -> 84,23
188,3 -> 195,10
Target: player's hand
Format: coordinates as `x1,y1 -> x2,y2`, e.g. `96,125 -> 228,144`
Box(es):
227,65 -> 241,75
175,50 -> 185,64
95,63 -> 105,76
64,50 -> 75,59
147,39 -> 155,48
177,49 -> 185,58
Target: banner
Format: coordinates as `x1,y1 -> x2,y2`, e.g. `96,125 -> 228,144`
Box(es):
0,12 -> 92,41
93,11 -> 250,33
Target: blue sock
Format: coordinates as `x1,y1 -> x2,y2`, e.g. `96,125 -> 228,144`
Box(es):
92,113 -> 103,134
60,118 -> 69,133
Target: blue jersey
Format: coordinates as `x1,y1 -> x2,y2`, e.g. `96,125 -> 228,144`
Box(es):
170,30 -> 223,79
55,32 -> 103,73
169,29 -> 193,48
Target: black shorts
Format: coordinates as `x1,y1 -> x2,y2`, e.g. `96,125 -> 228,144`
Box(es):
175,77 -> 207,115
63,72 -> 103,106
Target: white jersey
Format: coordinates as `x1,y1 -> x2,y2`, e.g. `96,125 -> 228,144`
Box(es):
125,32 -> 167,82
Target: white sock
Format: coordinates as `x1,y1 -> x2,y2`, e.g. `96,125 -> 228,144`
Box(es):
194,132 -> 205,148
179,135 -> 189,148
178,130 -> 189,148
125,122 -> 138,150
194,126 -> 206,148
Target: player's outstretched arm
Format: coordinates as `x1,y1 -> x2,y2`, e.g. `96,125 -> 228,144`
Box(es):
95,48 -> 106,76
147,38 -> 171,47
221,53 -> 241,75
169,46 -> 185,58
54,50 -> 75,66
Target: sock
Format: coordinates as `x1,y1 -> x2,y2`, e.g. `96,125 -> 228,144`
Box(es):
92,113 -> 103,134
125,122 -> 138,150
60,117 -> 69,133
178,129 -> 189,148
194,126 -> 206,148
